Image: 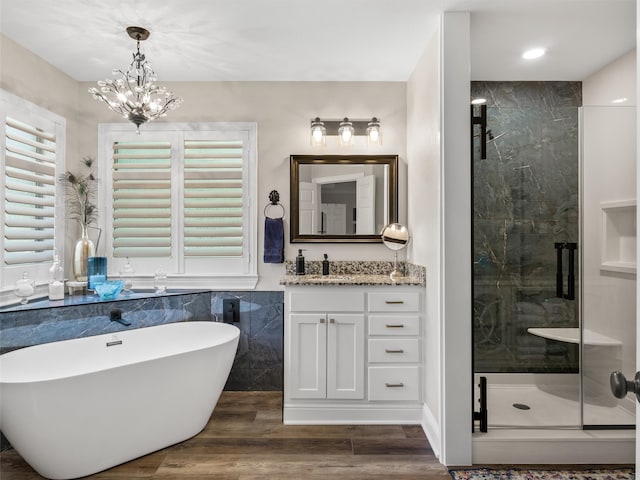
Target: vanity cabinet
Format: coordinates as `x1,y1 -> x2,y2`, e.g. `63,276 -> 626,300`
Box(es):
289,313 -> 364,399
284,285 -> 423,424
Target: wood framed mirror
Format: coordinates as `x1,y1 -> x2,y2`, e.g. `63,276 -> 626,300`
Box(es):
290,154 -> 398,243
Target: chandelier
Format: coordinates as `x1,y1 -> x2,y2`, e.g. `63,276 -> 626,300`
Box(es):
88,26 -> 182,133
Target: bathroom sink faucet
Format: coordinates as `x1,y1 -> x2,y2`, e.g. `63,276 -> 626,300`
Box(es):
110,308 -> 131,326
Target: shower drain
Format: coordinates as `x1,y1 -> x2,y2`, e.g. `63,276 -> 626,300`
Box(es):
513,403 -> 531,410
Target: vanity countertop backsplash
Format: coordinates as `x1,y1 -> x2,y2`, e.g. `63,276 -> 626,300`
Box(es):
280,260 -> 425,286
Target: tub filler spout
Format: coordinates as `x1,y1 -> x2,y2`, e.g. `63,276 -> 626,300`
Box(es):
110,308 -> 131,326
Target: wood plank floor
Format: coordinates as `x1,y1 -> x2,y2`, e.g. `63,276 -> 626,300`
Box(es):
0,391 -> 452,479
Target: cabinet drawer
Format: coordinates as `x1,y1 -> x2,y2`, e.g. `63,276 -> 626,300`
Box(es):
368,339 -> 420,363
289,290 -> 365,312
368,366 -> 420,401
368,292 -> 420,312
369,315 -> 420,336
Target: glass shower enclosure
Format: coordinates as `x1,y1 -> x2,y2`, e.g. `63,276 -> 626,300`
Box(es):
471,81 -> 635,431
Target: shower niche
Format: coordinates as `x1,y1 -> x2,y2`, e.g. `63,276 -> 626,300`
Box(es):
600,200 -> 636,274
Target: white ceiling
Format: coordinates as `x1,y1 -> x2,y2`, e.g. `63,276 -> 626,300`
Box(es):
0,0 -> 636,82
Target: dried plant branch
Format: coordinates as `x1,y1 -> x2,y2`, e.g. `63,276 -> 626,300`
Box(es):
59,156 -> 98,227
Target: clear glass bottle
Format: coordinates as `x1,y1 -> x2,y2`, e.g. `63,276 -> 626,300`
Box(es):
154,267 -> 167,294
119,257 -> 135,293
48,252 -> 65,300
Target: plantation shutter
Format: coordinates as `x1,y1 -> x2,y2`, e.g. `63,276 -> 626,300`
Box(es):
3,117 -> 57,265
111,141 -> 172,257
183,140 -> 244,257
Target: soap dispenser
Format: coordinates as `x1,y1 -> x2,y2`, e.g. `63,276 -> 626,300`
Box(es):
322,254 -> 330,275
295,249 -> 306,275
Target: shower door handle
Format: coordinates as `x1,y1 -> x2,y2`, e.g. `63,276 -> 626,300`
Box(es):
610,371 -> 640,403
471,104 -> 487,160
554,242 -> 577,300
555,243 -> 564,297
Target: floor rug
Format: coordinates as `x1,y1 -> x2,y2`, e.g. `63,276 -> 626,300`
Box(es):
450,469 -> 635,480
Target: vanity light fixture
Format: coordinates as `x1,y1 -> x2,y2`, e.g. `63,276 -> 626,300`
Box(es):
310,117 -> 382,147
366,117 -> 382,146
310,117 -> 326,146
338,118 -> 355,146
88,26 -> 182,133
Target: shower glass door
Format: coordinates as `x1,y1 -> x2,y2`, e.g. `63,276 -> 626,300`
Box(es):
581,105 -> 636,428
472,81 -> 582,429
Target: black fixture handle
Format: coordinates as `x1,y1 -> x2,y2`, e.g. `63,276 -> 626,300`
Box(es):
473,376 -> 488,432
610,371 -> 640,403
110,308 -> 131,326
554,242 -> 577,301
555,243 -> 564,297
566,243 -> 576,301
471,104 -> 487,160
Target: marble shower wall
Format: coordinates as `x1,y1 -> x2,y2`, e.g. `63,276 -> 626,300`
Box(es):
471,81 -> 581,373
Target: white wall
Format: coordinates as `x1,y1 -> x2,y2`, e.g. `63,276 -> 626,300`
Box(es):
1,34 -> 409,291
407,25 -> 442,456
440,11 -> 472,466
583,50 -> 637,106
582,49 -> 637,417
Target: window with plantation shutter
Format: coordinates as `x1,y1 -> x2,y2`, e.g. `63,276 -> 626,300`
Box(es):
112,141 -> 172,258
183,140 -> 244,258
99,123 -> 257,289
1,90 -> 66,293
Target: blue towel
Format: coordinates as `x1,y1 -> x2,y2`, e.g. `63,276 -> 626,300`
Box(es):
264,217 -> 284,263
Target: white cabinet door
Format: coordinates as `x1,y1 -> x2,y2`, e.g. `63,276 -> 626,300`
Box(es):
327,314 -> 365,399
290,314 -> 327,399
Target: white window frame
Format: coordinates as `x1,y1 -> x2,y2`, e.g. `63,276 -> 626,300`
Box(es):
0,90 -> 66,302
98,122 -> 258,290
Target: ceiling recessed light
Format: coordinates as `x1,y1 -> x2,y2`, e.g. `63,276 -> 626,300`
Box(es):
471,98 -> 487,105
522,48 -> 546,60
611,97 -> 628,104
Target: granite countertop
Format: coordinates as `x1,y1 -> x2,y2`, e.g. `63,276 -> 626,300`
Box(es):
279,274 -> 424,286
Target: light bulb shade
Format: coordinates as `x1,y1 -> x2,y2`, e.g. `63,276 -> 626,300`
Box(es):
366,117 -> 382,146
338,118 -> 354,146
310,117 -> 326,146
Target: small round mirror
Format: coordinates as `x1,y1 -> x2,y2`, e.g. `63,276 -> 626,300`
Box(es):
381,223 -> 410,280
381,223 -> 410,251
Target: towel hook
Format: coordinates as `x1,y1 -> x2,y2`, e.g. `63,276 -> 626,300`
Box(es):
264,190 -> 285,218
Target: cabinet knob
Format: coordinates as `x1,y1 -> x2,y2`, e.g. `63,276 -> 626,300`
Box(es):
385,349 -> 404,354
385,324 -> 404,328
385,382 -> 405,388
319,318 -> 325,323
329,318 -> 335,324
385,300 -> 404,305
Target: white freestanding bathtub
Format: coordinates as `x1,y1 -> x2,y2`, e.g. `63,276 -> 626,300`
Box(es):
0,321 -> 240,479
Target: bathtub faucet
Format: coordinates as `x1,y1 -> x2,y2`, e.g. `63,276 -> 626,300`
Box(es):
110,309 -> 131,326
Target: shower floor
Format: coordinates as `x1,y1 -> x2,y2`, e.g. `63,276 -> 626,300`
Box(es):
477,374 -> 635,428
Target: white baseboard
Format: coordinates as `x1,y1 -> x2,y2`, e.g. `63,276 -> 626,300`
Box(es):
283,404 -> 423,424
473,429 -> 635,464
421,403 -> 441,459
